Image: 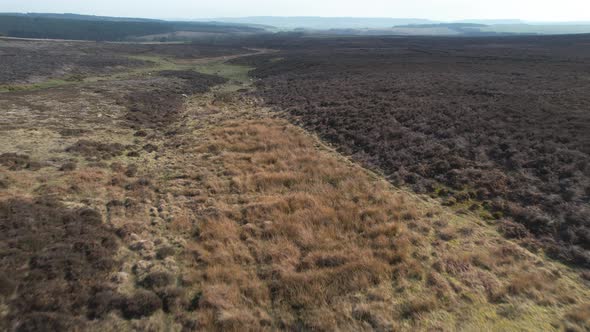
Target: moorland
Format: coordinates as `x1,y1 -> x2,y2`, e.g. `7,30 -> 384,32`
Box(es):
0,33 -> 589,331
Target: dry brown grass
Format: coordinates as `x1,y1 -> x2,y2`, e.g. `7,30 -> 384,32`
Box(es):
178,120 -> 423,330
167,118 -> 590,331
564,304 -> 590,331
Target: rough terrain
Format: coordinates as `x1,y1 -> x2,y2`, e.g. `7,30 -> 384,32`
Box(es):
0,37 -> 589,331
235,34 -> 590,268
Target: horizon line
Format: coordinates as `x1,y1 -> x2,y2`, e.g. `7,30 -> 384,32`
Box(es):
2,12 -> 590,24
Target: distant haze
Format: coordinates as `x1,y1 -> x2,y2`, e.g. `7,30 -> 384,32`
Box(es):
1,0 -> 589,22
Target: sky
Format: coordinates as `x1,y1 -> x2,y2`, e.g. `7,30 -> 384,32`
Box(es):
1,0 -> 589,22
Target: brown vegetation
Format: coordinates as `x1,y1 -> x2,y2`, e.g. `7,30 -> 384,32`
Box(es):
1,37 -> 589,331
65,140 -> 127,160
0,39 -> 247,85
0,197 -> 119,330
125,70 -> 226,129
163,117 -> 590,331
0,153 -> 41,171
235,35 -> 590,268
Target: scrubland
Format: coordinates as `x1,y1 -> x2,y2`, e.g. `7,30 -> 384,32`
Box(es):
0,37 -> 589,331
235,34 -> 590,269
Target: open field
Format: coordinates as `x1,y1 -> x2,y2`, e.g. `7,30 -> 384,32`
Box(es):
234,34 -> 590,269
0,38 -> 249,88
0,36 -> 589,331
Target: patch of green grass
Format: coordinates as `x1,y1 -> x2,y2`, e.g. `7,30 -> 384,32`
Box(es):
193,61 -> 254,91
0,55 -> 182,94
96,55 -> 183,81
126,55 -> 181,71
0,79 -> 75,93
0,53 -> 253,94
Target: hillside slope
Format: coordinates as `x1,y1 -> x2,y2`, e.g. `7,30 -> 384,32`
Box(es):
0,14 -> 267,41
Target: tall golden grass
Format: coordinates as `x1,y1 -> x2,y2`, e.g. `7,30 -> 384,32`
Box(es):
174,119 -> 590,331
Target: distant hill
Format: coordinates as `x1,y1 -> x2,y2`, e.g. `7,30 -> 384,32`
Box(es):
483,24 -> 590,35
395,23 -> 487,29
199,17 -> 590,35
287,21 -> 590,37
199,16 -> 438,29
453,19 -> 524,25
388,23 -> 497,36
1,12 -> 163,22
0,14 -> 268,41
1,13 -> 590,40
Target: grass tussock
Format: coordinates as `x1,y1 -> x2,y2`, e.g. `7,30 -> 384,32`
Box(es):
175,119 -> 590,331
564,304 -> 590,331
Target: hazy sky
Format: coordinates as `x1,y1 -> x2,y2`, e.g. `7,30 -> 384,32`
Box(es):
1,0 -> 589,21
